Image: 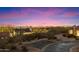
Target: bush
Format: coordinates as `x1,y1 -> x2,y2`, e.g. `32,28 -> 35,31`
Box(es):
21,46 -> 28,52
63,34 -> 67,37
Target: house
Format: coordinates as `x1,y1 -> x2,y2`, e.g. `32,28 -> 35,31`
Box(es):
69,25 -> 79,36
0,32 -> 10,39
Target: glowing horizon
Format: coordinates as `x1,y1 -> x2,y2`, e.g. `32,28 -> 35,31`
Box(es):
0,7 -> 79,27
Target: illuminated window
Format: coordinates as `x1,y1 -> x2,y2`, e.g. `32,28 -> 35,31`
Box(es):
69,30 -> 73,34
76,30 -> 79,36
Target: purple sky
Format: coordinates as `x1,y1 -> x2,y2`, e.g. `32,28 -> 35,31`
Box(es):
0,7 -> 79,26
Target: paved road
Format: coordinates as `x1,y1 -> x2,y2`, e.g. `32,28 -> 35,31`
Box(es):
22,38 -> 53,49
42,40 -> 79,52
31,40 -> 52,49
55,34 -> 76,41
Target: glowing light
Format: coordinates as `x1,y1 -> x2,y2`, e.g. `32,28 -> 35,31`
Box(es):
69,30 -> 73,34
23,32 -> 33,35
76,30 -> 79,36
10,33 -> 13,37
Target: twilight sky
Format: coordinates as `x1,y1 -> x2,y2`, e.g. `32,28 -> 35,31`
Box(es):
0,7 -> 79,27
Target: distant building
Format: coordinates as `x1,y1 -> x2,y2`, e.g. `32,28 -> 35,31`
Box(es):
0,27 -> 33,37
14,27 -> 32,35
15,28 -> 32,32
69,25 -> 79,36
